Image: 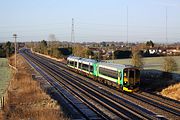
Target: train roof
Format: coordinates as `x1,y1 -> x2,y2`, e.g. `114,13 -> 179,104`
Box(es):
67,56 -> 81,61
79,58 -> 97,65
98,62 -> 133,71
67,56 -> 97,65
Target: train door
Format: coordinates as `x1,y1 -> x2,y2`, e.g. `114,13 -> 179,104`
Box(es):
93,63 -> 98,76
118,70 -> 122,85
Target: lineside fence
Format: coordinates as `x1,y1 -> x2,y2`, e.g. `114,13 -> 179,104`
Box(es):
0,96 -> 5,110
0,63 -> 16,111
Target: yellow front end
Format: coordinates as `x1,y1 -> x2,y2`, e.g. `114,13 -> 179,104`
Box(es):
123,87 -> 139,92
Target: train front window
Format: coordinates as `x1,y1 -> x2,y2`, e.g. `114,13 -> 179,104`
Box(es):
124,69 -> 135,85
129,70 -> 134,78
129,70 -> 135,85
136,70 -> 140,80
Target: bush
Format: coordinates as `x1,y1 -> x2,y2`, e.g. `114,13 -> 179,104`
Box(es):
163,57 -> 178,72
162,56 -> 178,79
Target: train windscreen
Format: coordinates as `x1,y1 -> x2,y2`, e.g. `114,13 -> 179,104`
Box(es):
124,69 -> 136,85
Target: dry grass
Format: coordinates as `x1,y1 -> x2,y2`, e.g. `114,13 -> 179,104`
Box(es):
0,112 -> 3,120
161,83 -> 180,101
35,52 -> 65,62
1,55 -> 68,120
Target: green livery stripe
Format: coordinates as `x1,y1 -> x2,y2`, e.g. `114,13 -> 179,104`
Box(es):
98,74 -> 117,83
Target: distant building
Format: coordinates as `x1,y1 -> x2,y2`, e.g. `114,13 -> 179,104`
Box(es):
148,47 -> 164,55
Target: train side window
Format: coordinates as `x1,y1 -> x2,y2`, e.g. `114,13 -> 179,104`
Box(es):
70,61 -> 74,66
82,63 -> 89,71
67,60 -> 69,65
74,61 -> 77,67
79,63 -> 82,69
90,65 -> 93,72
99,67 -> 118,79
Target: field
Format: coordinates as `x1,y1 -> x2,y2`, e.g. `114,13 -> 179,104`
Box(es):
108,56 -> 180,96
0,58 -> 11,98
107,56 -> 180,74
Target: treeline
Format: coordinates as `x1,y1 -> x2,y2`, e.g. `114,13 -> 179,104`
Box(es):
0,41 -> 15,58
31,40 -> 72,58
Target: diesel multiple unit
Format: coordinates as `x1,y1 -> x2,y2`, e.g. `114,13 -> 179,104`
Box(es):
67,56 -> 140,92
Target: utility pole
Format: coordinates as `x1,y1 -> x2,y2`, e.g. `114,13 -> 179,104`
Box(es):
71,18 -> 75,55
13,34 -> 17,70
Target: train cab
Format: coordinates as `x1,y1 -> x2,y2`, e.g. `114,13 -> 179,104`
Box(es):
123,68 -> 140,92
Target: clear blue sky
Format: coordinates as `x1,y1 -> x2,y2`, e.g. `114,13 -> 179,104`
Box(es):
0,0 -> 180,43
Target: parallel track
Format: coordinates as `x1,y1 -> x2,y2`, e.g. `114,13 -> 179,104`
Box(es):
22,50 -> 157,120
31,51 -> 180,119
22,53 -> 103,120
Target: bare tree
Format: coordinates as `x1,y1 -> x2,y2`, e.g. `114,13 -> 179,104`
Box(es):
163,56 -> 178,72
131,48 -> 144,68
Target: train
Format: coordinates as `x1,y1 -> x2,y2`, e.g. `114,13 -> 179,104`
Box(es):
67,56 -> 140,92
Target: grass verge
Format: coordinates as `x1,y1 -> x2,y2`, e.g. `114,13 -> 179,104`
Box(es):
0,58 -> 11,98
161,83 -> 180,101
1,55 -> 68,120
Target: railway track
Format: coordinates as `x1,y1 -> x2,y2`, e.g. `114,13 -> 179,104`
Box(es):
22,53 -> 104,120
137,91 -> 180,110
30,51 -> 180,119
21,50 -> 159,120
134,92 -> 180,113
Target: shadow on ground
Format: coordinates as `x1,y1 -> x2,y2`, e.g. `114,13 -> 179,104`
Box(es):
140,69 -> 180,92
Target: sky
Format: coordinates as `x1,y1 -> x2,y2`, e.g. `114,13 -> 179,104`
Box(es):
0,0 -> 180,43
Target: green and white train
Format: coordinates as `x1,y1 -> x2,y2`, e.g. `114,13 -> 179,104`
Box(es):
67,56 -> 140,92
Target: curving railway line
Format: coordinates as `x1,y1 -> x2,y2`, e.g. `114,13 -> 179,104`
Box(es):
21,49 -> 180,120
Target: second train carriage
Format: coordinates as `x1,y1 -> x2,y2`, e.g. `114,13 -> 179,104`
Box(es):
67,56 -> 140,92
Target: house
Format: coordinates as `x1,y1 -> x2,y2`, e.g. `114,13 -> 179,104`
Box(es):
148,47 -> 164,55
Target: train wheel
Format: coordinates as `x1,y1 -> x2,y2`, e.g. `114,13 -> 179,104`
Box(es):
120,85 -> 123,92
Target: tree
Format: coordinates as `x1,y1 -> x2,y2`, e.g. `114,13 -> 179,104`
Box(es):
3,41 -> 14,57
163,57 -> 178,72
51,48 -> 61,58
100,41 -> 106,47
146,40 -> 154,48
131,48 -> 144,68
86,49 -> 94,58
40,40 -> 47,54
73,44 -> 88,58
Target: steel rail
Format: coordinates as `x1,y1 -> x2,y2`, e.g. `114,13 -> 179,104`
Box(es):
33,52 -> 180,117
22,52 -> 107,120
26,52 -> 157,120
24,52 -> 150,120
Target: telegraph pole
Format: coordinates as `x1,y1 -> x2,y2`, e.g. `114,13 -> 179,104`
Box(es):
13,34 -> 17,70
71,18 -> 75,55
71,18 -> 75,45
